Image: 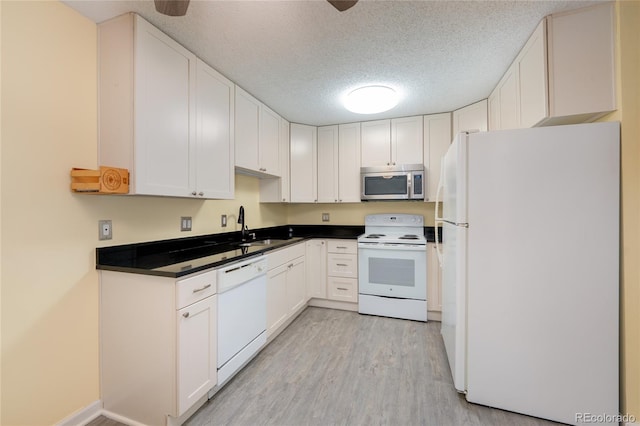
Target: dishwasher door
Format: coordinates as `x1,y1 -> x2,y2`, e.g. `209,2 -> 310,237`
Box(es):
216,257 -> 267,385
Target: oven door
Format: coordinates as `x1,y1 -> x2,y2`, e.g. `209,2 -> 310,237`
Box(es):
358,245 -> 427,300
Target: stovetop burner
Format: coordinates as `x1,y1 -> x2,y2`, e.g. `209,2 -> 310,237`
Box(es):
398,234 -> 419,240
365,234 -> 386,238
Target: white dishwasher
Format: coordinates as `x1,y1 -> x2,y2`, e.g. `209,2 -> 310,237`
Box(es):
216,256 -> 267,385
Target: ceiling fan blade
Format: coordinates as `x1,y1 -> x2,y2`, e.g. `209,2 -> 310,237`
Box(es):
327,0 -> 358,12
154,0 -> 190,17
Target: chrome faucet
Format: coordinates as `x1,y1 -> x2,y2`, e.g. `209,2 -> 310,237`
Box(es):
237,205 -> 247,241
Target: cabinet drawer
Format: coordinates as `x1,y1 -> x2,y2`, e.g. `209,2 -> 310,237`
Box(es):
327,254 -> 357,278
266,242 -> 305,270
327,239 -> 357,254
176,269 -> 217,309
327,277 -> 358,302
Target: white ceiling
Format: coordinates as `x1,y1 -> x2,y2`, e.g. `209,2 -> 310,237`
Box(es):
63,0 -> 602,126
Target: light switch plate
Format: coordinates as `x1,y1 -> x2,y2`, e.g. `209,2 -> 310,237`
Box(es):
322,213 -> 330,222
181,216 -> 192,232
221,214 -> 227,227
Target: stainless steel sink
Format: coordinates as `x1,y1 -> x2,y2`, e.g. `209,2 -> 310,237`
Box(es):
237,239 -> 278,247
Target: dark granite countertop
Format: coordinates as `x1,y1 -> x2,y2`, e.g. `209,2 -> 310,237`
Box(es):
96,224 -> 441,278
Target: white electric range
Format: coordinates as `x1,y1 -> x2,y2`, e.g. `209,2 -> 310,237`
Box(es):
357,214 -> 427,322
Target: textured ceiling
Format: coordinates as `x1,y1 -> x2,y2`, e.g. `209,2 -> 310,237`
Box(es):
63,0 -> 602,126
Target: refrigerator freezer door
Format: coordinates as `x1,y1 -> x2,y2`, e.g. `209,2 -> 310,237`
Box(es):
442,132 -> 468,225
465,122 -> 619,425
440,221 -> 467,393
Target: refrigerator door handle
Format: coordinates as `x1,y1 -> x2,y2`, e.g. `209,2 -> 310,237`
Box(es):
435,157 -> 445,268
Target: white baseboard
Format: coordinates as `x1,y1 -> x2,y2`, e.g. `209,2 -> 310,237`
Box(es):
100,409 -> 148,426
55,400 -> 102,426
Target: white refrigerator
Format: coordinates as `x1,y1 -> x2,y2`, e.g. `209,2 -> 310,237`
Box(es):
436,122 -> 620,425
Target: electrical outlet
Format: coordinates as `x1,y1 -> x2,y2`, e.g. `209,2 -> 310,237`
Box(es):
322,213 -> 330,222
99,220 -> 112,240
181,216 -> 192,232
221,214 -> 227,227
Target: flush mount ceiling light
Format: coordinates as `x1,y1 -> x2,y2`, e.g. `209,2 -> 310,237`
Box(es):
344,85 -> 399,114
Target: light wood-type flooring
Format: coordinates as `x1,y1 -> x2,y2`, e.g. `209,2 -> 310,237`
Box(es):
89,307 -> 559,426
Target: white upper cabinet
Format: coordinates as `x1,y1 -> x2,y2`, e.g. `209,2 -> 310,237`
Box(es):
361,116 -> 423,167
489,3 -> 616,130
391,116 -> 424,165
234,86 -> 281,176
98,13 -> 233,199
259,117 -> 290,203
310,123 -> 362,204
423,113 -> 451,202
234,86 -> 260,171
360,120 -> 391,167
259,105 -> 281,175
546,3 -> 616,123
290,123 -> 318,202
453,100 -> 488,135
317,125 -> 339,203
195,59 -> 235,199
337,122 -> 362,202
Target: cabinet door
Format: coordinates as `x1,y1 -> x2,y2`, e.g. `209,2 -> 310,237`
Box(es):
338,123 -> 361,203
196,59 -> 234,199
547,3 -> 616,119
177,295 -> 217,415
488,91 -> 500,131
361,120 -> 391,167
498,68 -> 520,130
287,257 -> 306,314
519,20 -> 548,128
452,99 -> 488,135
317,125 -> 339,203
267,264 -> 288,338
391,116 -> 423,165
305,240 -> 327,299
427,243 -> 442,317
423,113 -> 451,202
234,86 -> 260,171
134,16 -> 196,196
290,123 -> 318,202
259,105 -> 281,176
258,118 -> 290,203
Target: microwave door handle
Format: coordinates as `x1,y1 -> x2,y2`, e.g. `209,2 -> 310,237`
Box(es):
407,173 -> 412,197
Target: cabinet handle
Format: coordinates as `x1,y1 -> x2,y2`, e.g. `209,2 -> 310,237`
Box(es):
336,246 -> 347,249
192,284 -> 212,293
336,263 -> 348,267
191,191 -> 197,196
183,312 -> 190,318
288,263 -> 294,268
282,198 -> 286,202
198,191 -> 204,196
337,287 -> 348,291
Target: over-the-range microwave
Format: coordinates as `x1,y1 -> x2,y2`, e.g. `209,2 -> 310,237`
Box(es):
361,164 -> 424,201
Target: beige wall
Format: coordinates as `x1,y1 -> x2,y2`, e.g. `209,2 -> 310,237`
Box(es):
0,2 -> 285,424
287,202 -> 435,226
2,0 -> 638,424
617,0 -> 640,419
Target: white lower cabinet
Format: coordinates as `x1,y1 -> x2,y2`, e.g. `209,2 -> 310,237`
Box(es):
177,295 -> 217,414
100,269 -> 217,426
326,240 -> 358,303
265,242 -> 306,338
305,239 -> 327,299
427,242 -> 442,321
